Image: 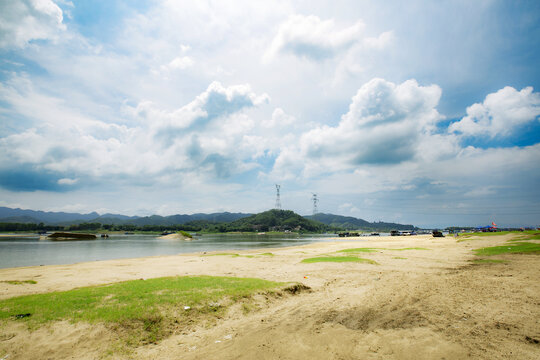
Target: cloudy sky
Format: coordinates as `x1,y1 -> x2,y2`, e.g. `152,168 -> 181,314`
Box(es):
1,0 -> 539,227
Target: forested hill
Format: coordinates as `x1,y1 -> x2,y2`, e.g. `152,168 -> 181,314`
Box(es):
306,213 -> 418,231
228,209 -> 329,232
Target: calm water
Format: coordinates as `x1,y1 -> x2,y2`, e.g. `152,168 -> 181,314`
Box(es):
0,233 -> 341,269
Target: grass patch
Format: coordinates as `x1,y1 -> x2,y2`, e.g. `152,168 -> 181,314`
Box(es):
178,230 -> 192,238
259,252 -> 275,256
507,233 -> 540,242
301,256 -> 378,264
473,242 -> 540,256
202,253 -> 240,257
241,302 -> 260,314
338,247 -> 428,254
1,280 -> 37,285
457,230 -> 538,242
463,231 -> 514,237
0,276 -> 283,344
393,257 -> 407,260
471,259 -> 507,264
338,248 -> 378,253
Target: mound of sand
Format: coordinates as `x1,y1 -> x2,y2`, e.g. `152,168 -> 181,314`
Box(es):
157,233 -> 192,241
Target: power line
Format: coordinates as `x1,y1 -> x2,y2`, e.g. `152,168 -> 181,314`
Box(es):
275,184 -> 281,210
312,193 -> 318,215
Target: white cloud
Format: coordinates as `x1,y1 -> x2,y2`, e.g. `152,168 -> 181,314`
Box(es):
165,56 -> 194,70
138,81 -> 269,143
57,177 -> 78,185
363,31 -> 394,50
338,202 -> 360,214
449,86 -> 540,137
0,0 -> 66,48
265,15 -> 392,62
262,108 -> 297,128
0,75 -> 273,185
272,78 -> 443,178
265,15 -> 364,61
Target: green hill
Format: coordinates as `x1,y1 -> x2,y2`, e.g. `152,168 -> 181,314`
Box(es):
230,209 -> 329,232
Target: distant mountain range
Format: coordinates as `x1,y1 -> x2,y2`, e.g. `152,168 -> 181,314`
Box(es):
0,207 -> 100,224
0,207 -> 417,230
0,207 -> 251,226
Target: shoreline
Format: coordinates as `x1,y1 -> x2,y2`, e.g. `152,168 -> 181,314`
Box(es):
0,235 -> 422,298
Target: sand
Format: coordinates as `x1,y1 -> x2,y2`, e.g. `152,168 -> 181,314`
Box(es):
0,234 -> 538,359
157,233 -> 192,240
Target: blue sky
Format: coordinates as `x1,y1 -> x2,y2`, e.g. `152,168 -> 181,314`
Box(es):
1,0 -> 539,227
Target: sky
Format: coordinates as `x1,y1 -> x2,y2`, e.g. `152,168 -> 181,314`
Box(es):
0,0 -> 539,228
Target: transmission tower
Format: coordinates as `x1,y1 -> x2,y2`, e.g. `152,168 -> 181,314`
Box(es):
275,184 -> 282,210
312,193 -> 319,215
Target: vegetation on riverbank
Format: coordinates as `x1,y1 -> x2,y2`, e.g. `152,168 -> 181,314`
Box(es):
337,247 -> 429,253
474,242 -> 540,256
0,276 -> 284,345
301,256 -> 378,264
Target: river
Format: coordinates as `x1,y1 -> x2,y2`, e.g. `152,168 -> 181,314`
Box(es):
0,233 -> 350,269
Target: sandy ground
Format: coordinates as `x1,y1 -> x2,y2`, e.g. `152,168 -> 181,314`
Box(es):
0,234 -> 539,359
157,233 -> 192,240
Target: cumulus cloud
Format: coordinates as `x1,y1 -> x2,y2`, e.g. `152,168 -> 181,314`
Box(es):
262,108 -> 297,128
0,0 -> 66,48
164,56 -> 194,70
449,86 -> 540,137
272,78 -> 443,178
265,15 -> 392,62
0,75 -> 273,190
135,81 -> 269,145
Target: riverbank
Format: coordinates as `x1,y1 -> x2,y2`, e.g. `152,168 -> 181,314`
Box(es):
0,233 -> 539,359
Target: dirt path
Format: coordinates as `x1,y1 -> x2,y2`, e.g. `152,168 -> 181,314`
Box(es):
0,234 -> 539,359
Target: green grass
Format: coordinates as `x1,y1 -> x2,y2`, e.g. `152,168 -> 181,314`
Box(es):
473,242 -> 540,256
301,256 -> 378,264
178,230 -> 192,238
338,248 -> 378,253
202,253 -> 240,257
462,231 -> 514,237
0,276 -> 283,344
393,257 -> 407,260
471,259 -> 507,264
457,230 -> 540,242
259,252 -> 275,256
201,253 -> 257,258
338,247 -> 428,253
1,280 -> 37,285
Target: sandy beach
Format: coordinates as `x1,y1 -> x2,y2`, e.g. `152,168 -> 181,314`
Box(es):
0,233 -> 539,359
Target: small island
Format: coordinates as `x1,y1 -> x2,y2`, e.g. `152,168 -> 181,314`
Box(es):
47,232 -> 97,241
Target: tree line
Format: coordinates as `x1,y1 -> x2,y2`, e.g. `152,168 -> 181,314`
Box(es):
0,217 -> 334,234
